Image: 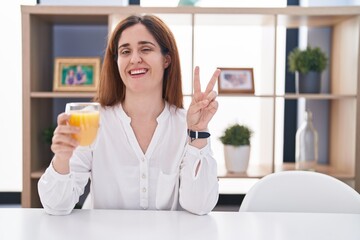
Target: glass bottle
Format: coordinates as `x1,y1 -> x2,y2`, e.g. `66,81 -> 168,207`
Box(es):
295,110 -> 318,170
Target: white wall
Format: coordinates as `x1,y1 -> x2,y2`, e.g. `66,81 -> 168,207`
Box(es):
0,0 -> 35,192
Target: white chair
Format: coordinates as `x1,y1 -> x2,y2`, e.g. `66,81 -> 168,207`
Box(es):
82,194 -> 92,209
239,170 -> 360,213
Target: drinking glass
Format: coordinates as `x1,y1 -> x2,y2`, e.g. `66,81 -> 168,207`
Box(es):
65,102 -> 100,147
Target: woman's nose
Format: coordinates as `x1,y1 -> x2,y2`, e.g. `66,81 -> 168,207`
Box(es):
130,51 -> 142,64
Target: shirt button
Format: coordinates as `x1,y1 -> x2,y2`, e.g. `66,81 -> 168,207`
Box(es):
142,187 -> 147,193
142,157 -> 145,162
142,173 -> 146,179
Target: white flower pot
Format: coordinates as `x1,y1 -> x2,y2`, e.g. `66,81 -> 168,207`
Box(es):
224,145 -> 250,173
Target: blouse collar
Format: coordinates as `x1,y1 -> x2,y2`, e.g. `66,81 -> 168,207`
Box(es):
116,101 -> 170,124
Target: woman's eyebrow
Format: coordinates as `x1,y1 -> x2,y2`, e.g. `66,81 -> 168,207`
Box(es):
138,41 -> 156,46
118,43 -> 129,49
118,41 -> 156,49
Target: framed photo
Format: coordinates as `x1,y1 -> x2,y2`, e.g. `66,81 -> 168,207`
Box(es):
53,57 -> 101,92
217,68 -> 255,94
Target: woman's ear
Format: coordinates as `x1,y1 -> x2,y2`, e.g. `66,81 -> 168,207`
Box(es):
164,55 -> 171,68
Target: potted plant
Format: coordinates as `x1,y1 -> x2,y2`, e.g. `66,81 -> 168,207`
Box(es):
288,46 -> 328,93
219,123 -> 253,173
42,125 -> 56,145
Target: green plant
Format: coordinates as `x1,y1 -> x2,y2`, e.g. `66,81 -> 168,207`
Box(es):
288,46 -> 328,74
42,125 -> 56,145
219,123 -> 253,146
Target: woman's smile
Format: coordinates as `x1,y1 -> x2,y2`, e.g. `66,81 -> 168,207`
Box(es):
129,68 -> 149,78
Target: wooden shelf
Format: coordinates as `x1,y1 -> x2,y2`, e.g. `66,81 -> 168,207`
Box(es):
31,169 -> 46,179
276,163 -> 354,181
280,93 -> 357,100
218,94 -> 274,98
31,92 -> 96,98
22,5 -> 360,17
218,93 -> 357,99
277,14 -> 355,28
218,163 -> 354,181
217,164 -> 272,179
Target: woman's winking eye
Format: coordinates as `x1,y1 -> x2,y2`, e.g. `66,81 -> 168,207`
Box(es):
118,41 -> 156,57
141,47 -> 153,53
118,47 -> 153,57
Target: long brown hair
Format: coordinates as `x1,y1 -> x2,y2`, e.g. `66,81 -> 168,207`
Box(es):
94,15 -> 183,108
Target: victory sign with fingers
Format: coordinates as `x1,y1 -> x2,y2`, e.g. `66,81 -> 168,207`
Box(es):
187,66 -> 221,132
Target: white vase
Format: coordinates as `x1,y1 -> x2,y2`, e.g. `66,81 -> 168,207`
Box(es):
224,145 -> 250,173
295,110 -> 318,170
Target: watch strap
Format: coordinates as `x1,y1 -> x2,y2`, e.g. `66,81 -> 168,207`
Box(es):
187,129 -> 211,141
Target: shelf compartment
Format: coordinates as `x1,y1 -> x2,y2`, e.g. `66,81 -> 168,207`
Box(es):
28,15 -> 108,93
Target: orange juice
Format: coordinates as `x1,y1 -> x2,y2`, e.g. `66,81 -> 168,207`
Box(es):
69,111 -> 100,146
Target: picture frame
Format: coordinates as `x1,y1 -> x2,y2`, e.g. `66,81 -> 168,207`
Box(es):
53,57 -> 101,92
217,68 -> 255,94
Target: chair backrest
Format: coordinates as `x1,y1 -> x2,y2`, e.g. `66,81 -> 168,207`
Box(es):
239,170 -> 360,213
82,194 -> 92,209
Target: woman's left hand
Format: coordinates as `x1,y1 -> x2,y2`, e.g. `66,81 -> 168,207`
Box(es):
187,66 -> 221,131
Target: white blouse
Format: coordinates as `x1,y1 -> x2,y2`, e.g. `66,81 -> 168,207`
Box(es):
38,102 -> 219,215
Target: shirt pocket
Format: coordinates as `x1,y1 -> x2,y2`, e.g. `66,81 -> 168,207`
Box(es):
155,171 -> 178,210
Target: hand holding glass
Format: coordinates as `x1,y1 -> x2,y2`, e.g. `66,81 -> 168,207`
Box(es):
65,102 -> 100,146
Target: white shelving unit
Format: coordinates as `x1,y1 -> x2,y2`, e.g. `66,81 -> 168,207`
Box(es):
22,5 -> 360,207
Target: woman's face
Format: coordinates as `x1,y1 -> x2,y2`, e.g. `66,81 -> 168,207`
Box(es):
116,23 -> 170,96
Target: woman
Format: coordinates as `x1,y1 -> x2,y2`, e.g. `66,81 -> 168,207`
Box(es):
38,15 -> 220,215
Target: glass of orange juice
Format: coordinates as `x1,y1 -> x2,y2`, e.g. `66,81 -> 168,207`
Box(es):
65,102 -> 100,147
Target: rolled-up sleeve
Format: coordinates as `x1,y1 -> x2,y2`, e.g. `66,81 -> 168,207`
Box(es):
179,143 -> 219,215
38,149 -> 92,215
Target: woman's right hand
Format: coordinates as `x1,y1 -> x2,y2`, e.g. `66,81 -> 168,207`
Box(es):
51,113 -> 80,174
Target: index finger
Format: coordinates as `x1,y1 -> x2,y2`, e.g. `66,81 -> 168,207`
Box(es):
57,112 -> 70,125
205,69 -> 221,94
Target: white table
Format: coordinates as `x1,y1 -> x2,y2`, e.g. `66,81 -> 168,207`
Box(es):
0,208 -> 359,240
